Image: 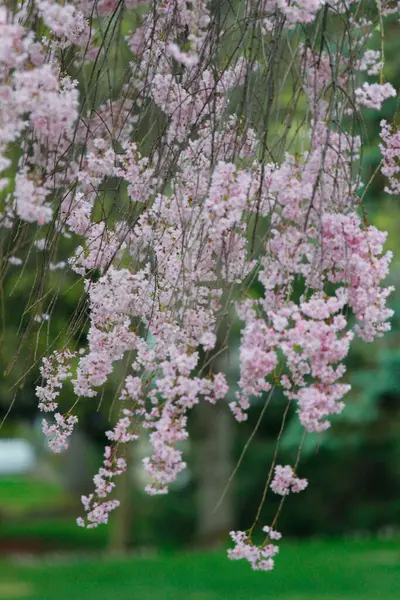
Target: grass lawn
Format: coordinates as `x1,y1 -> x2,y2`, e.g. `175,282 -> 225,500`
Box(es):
0,477 -> 64,517
0,518 -> 108,552
0,538 -> 399,600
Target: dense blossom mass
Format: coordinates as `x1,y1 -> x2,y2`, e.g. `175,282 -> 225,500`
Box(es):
0,0 -> 398,572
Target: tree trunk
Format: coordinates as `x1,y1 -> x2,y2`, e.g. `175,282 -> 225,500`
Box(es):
62,430 -> 94,496
195,401 -> 235,547
108,463 -> 132,555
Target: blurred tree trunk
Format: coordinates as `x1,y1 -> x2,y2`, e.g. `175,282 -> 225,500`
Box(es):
108,458 -> 132,554
195,401 -> 234,547
62,430 -> 94,496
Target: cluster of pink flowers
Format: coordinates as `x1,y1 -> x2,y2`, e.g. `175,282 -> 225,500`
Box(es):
277,0 -> 325,24
36,350 -> 76,413
0,6 -> 81,227
77,446 -> 127,527
36,0 -> 88,48
228,527 -> 282,571
36,351 -> 78,452
355,82 -> 396,111
257,0 -> 352,29
358,50 -> 383,76
142,356 -> 229,495
270,465 -> 308,496
42,413 -> 79,453
230,98 -> 393,430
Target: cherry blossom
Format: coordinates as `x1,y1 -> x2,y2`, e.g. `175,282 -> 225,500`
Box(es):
0,0 -> 396,571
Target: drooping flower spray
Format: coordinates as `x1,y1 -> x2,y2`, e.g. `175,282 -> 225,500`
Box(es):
0,0 -> 398,571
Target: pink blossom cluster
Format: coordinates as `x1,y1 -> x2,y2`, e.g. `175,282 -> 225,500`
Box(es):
358,50 -> 383,76
36,350 -> 76,413
355,82 -> 396,111
204,162 -> 252,238
258,0 -> 359,30
36,0 -> 88,48
77,446 -> 127,528
270,465 -> 308,495
277,0 -> 325,24
231,111 -> 393,431
42,413 -> 78,453
234,292 -> 355,431
36,350 -> 78,453
142,357 -> 229,495
79,378 -> 144,525
228,527 -> 282,571
0,8 -> 80,226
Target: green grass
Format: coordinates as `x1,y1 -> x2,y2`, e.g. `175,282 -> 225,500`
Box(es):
0,478 -> 399,599
0,518 -> 108,551
0,477 -> 64,517
0,539 -> 399,600
0,476 -> 107,551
